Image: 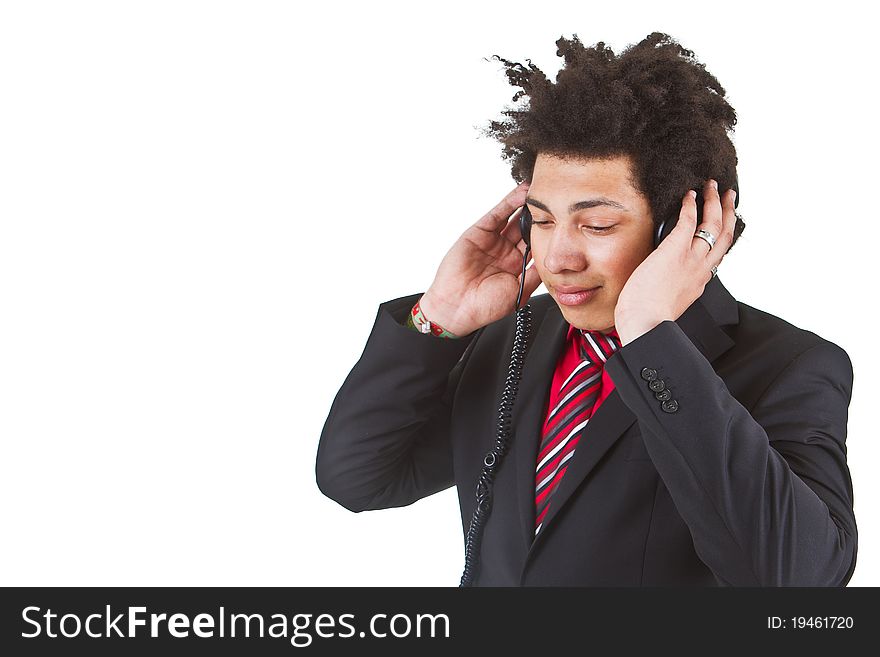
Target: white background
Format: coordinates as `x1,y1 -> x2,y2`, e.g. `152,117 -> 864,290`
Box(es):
1,0 -> 875,586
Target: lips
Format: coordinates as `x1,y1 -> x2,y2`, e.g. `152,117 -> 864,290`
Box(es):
554,286 -> 600,306
554,285 -> 599,294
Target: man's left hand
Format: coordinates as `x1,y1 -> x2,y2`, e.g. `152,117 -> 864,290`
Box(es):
614,178 -> 738,346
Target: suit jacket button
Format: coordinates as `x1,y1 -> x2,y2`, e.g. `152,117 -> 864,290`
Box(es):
654,389 -> 672,401
648,379 -> 666,392
640,367 -> 658,381
661,399 -> 679,413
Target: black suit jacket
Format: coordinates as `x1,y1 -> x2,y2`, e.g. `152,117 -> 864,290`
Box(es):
316,277 -> 857,586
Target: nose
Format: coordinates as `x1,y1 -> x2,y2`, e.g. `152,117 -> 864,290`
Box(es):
542,227 -> 588,275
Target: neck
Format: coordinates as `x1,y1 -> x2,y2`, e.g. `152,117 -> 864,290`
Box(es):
579,326 -> 616,335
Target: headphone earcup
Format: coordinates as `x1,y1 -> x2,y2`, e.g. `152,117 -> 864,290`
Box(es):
520,204 -> 532,250
654,172 -> 740,250
732,172 -> 740,210
653,219 -> 666,249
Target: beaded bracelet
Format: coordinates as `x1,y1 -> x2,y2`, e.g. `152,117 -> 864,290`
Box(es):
405,298 -> 460,339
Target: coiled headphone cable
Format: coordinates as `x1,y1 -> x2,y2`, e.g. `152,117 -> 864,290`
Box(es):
459,247 -> 533,587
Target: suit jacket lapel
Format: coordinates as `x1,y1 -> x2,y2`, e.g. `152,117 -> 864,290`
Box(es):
513,276 -> 740,556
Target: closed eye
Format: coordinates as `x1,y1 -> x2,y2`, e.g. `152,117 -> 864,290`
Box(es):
532,220 -> 614,233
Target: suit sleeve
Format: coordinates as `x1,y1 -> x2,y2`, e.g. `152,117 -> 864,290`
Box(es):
604,320 -> 857,586
315,292 -> 480,513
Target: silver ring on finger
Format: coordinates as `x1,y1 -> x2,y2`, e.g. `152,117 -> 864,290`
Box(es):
711,265 -> 718,278
694,229 -> 716,250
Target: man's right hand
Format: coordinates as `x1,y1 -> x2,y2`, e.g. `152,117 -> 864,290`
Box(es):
419,181 -> 544,337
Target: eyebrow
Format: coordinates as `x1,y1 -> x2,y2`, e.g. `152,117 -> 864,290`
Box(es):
525,196 -> 628,215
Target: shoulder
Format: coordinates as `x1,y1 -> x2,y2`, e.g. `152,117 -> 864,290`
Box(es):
728,301 -> 853,399
733,301 -> 850,365
459,291 -> 559,361
477,291 -> 558,336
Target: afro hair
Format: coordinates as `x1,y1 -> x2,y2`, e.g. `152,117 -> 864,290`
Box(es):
479,32 -> 745,250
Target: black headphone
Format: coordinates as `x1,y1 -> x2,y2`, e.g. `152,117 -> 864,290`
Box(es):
519,174 -> 740,257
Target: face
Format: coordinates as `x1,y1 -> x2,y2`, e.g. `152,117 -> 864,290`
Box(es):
526,153 -> 655,333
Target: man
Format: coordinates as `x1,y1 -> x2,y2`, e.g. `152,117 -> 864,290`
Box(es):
315,33 -> 857,586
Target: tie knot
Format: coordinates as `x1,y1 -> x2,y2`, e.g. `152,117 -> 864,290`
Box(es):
577,328 -> 621,363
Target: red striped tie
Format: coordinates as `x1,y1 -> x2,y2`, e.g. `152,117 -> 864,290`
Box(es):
534,329 -> 621,537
